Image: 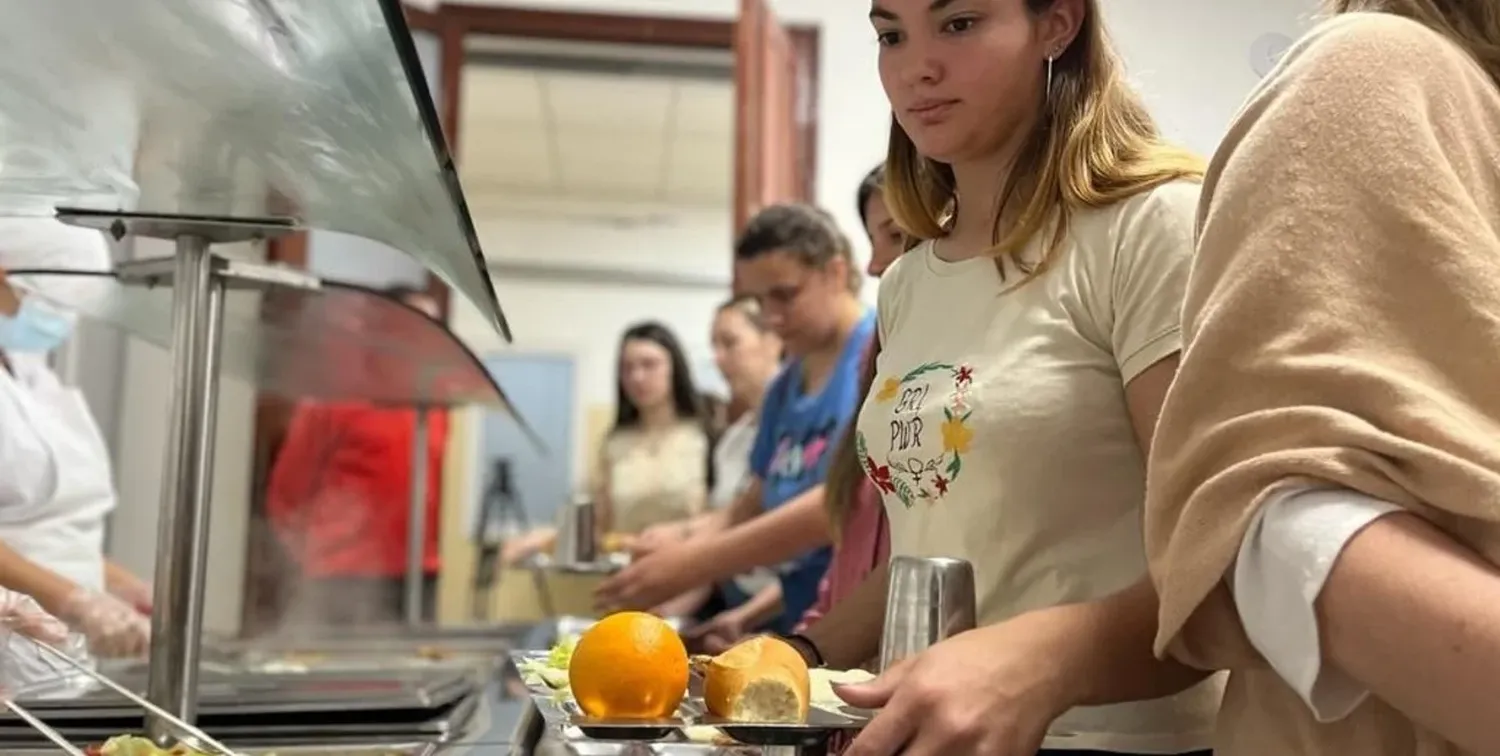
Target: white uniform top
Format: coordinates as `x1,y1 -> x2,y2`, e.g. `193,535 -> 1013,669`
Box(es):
0,352 -> 113,593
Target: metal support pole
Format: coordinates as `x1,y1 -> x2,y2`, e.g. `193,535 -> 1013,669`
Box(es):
145,236 -> 226,744
404,405 -> 431,625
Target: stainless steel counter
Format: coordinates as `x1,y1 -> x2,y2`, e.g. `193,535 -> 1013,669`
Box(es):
2,623 -> 782,755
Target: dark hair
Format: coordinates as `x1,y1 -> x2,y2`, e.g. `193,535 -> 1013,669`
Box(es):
824,333 -> 880,543
734,203 -> 859,293
612,322 -> 717,491
612,321 -> 704,432
856,163 -> 885,228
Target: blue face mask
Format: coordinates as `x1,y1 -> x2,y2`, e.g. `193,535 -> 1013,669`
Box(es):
0,298 -> 75,353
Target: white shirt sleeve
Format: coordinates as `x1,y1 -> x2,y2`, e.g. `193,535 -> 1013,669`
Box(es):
1233,484 -> 1402,722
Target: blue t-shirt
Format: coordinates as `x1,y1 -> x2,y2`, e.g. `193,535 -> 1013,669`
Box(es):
750,310 -> 877,632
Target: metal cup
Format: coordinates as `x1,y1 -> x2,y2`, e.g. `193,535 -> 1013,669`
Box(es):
554,498 -> 597,567
877,555 -> 978,672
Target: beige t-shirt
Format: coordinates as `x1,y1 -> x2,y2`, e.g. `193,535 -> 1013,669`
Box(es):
600,421 -> 709,534
857,181 -> 1221,753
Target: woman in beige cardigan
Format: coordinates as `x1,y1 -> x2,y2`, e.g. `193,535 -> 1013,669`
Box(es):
1145,1 -> 1500,754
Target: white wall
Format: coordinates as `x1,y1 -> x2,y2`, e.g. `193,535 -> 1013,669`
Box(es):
448,0 -> 1320,486
446,0 -> 1320,271
451,205 -> 733,485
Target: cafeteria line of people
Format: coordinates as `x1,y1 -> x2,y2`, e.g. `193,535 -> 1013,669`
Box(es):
599,0 -> 1500,754
0,0 -> 1492,754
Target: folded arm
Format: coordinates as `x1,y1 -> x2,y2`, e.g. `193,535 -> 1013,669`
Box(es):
1319,513 -> 1500,752
1146,15 -> 1500,750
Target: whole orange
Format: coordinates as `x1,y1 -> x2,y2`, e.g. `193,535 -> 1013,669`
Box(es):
567,611 -> 689,719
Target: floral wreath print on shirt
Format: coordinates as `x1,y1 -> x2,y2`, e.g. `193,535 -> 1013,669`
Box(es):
858,361 -> 974,508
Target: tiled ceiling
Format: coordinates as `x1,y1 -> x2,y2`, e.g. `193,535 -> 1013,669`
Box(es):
457,39 -> 735,210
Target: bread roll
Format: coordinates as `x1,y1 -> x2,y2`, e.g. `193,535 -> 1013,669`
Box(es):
702,636 -> 811,723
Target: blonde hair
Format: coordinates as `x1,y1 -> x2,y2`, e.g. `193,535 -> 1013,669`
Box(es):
1329,0 -> 1500,82
884,0 -> 1204,277
824,334 -> 880,544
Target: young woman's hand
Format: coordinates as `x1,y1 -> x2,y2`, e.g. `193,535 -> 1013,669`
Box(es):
58,589 -> 150,658
106,572 -> 153,616
835,608 -> 1084,756
596,540 -> 702,612
684,607 -> 754,654
631,520 -> 690,558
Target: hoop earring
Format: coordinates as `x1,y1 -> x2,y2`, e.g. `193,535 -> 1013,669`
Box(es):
1045,55 -> 1055,100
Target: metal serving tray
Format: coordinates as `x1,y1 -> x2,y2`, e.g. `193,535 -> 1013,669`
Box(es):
223,622 -> 536,651
0,692 -> 480,744
0,741 -> 440,755
510,651 -> 867,749
9,667 -> 476,719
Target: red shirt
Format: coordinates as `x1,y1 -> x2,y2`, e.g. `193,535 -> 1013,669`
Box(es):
267,401 -> 447,578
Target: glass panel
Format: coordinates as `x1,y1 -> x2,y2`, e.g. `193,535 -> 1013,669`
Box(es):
0,0 -> 508,338
9,271 -> 519,412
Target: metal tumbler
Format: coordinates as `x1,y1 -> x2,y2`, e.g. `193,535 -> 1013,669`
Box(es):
554,498 -> 597,567
877,555 -> 978,672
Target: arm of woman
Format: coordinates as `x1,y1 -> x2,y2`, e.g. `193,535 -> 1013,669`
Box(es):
1140,19 -> 1500,754
0,544 -> 80,618
1046,355 -> 1207,705
598,484 -> 833,614
698,477 -> 765,535
794,568 -> 835,633
801,561 -> 889,670
735,583 -> 785,630
1315,513 -> 1500,753
103,559 -> 152,613
693,485 -> 832,578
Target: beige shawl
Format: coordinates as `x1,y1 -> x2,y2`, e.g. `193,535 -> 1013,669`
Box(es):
1145,11 -> 1500,755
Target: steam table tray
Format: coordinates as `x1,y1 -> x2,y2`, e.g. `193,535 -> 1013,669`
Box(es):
510,650 -> 870,748
0,667 -> 480,746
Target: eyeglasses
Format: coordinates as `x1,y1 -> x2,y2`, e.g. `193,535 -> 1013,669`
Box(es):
757,277 -> 812,311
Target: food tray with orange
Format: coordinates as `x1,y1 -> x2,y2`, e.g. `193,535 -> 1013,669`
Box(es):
510,613 -> 872,750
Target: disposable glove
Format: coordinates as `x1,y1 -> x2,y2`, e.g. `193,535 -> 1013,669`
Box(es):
59,588 -> 150,658
108,572 -> 153,616
0,588 -> 92,697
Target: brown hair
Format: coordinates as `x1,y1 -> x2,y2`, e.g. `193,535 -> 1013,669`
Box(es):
824,333 -> 880,543
734,203 -> 862,295
883,0 -> 1204,278
716,295 -> 770,333
1328,0 -> 1500,83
